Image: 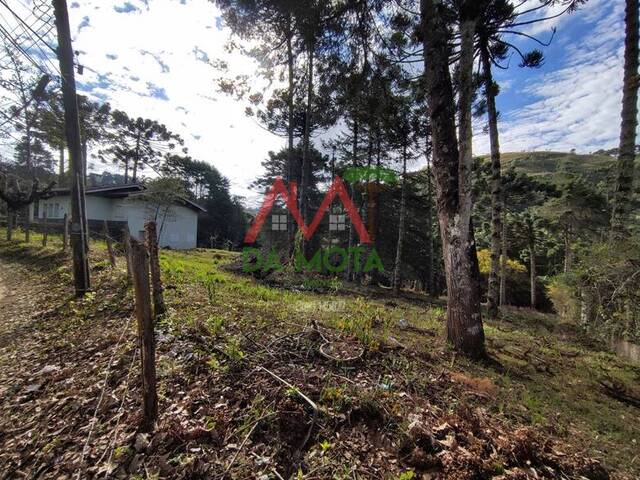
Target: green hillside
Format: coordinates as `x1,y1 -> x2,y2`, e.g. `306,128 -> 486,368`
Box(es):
485,151 -> 619,184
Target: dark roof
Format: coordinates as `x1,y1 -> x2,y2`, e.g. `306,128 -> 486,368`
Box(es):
50,184 -> 144,197
48,183 -> 206,213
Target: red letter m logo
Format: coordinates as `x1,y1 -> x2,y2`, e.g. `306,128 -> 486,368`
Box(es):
244,176 -> 371,244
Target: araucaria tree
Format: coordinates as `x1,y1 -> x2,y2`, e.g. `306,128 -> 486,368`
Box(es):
611,0 -> 639,238
421,0 -> 486,358
99,110 -> 183,183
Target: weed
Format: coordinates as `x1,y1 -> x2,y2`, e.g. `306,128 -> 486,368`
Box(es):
396,470 -> 416,480
114,445 -> 133,458
224,336 -> 245,363
206,314 -> 225,336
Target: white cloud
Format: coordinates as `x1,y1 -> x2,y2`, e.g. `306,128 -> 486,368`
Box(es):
67,0 -> 284,203
474,0 -> 628,155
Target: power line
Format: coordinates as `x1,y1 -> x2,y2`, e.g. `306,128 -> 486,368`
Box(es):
0,0 -> 56,53
0,0 -> 57,73
0,23 -> 52,77
0,5 -> 60,77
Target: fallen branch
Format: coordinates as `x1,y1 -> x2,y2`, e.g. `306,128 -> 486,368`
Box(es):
257,366 -> 318,412
600,379 -> 640,408
257,366 -> 320,459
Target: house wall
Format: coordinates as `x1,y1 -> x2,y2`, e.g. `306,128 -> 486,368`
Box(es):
125,200 -> 198,250
34,197 -> 71,220
30,194 -> 198,250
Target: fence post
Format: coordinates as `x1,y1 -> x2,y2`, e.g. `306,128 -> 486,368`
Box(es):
123,226 -> 133,283
42,212 -> 48,247
145,221 -> 166,317
63,213 -> 69,251
129,237 -> 158,433
103,220 -> 116,268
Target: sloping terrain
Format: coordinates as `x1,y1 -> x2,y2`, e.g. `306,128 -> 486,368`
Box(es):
496,151 -> 618,184
483,150 -> 636,186
0,236 -> 638,479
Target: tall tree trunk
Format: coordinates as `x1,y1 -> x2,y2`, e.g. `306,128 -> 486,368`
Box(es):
24,119 -> 32,244
286,24 -> 295,181
346,118 -> 359,280
124,158 -> 130,184
611,0 -> 639,238
300,47 -> 314,228
527,217 -> 536,309
426,159 -> 435,295
132,134 -> 141,183
500,209 -> 507,306
59,144 -> 65,186
421,0 -> 485,358
370,136 -> 381,285
286,23 -> 295,256
81,139 -> 89,253
481,45 -> 503,319
393,143 -> 408,294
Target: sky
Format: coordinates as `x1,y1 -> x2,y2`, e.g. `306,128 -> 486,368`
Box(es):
0,0 -> 631,205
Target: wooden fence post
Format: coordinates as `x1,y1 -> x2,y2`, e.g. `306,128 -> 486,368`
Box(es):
42,212 -> 48,247
63,213 -> 69,251
123,226 -> 133,283
145,221 -> 166,317
129,237 -> 158,433
103,220 -> 116,268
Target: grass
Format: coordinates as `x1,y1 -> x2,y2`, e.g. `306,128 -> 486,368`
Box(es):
158,248 -> 640,473
0,231 -> 638,476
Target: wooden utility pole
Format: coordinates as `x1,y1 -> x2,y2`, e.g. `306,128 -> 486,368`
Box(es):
145,221 -> 166,317
53,0 -> 90,296
129,237 -> 158,433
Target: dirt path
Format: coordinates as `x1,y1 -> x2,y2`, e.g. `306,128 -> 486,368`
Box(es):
0,258 -> 44,348
0,255 -> 138,479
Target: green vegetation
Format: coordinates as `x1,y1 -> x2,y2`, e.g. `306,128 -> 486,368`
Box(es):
0,235 -> 638,477
497,151 -> 622,183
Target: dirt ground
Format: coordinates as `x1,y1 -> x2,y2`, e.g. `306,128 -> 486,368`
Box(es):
0,243 -> 636,479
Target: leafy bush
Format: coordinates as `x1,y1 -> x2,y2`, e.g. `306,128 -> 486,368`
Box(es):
476,249 -> 550,309
550,240 -> 640,344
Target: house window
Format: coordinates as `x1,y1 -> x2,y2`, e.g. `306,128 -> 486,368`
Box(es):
329,214 -> 346,231
271,214 -> 287,231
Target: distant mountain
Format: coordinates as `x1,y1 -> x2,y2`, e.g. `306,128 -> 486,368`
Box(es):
494,151 -> 619,184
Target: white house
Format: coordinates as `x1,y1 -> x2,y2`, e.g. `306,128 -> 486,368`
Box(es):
30,184 -> 204,250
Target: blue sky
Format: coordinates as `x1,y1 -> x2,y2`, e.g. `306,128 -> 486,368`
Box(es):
480,0 -> 627,154
0,0 -> 631,204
